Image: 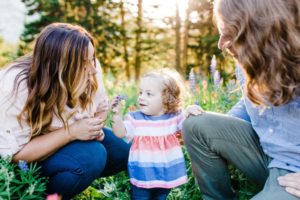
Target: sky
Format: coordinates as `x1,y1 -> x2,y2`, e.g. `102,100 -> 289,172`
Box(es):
0,0 -> 187,44
0,0 -> 26,44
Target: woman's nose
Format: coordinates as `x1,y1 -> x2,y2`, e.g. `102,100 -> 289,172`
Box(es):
87,65 -> 97,75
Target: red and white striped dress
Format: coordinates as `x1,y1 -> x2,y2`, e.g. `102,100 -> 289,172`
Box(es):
124,111 -> 188,189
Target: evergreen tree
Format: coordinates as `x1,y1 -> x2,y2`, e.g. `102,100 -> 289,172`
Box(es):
20,0 -> 122,72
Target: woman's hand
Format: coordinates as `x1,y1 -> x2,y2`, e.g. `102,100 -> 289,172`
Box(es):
185,104 -> 204,117
94,98 -> 110,121
278,172 -> 300,198
69,117 -> 105,141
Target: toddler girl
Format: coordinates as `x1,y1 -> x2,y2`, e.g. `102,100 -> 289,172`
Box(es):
111,68 -> 203,200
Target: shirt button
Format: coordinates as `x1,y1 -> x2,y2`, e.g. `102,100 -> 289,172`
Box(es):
269,128 -> 273,134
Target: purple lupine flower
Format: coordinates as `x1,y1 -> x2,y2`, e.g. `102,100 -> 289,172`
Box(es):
210,55 -> 217,77
18,160 -> 29,173
189,68 -> 200,105
111,95 -> 128,112
194,100 -> 200,105
116,95 -> 128,104
213,70 -> 221,87
189,68 -> 197,93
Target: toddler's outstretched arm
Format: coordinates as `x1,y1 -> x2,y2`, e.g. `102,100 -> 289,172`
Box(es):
111,96 -> 127,138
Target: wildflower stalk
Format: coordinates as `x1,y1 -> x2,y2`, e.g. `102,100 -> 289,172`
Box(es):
210,55 -> 217,76
188,68 -> 200,105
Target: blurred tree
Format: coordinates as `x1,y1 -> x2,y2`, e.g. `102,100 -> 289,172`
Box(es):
134,0 -> 142,81
120,0 -> 130,80
184,0 -> 235,82
20,0 -> 122,73
185,0 -> 219,75
175,0 -> 181,74
182,0 -> 191,76
19,0 -> 234,82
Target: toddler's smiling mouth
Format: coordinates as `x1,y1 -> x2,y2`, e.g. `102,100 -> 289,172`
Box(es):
139,103 -> 147,107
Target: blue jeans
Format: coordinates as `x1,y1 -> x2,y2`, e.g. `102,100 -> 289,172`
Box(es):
38,128 -> 130,200
130,184 -> 170,200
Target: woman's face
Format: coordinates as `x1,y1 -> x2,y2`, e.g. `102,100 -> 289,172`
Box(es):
217,18 -> 237,58
86,42 -> 96,75
81,41 -> 96,91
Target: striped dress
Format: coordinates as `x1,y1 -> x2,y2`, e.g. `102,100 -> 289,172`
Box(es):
124,111 -> 188,189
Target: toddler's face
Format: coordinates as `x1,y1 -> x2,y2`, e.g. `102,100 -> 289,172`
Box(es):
138,77 -> 165,116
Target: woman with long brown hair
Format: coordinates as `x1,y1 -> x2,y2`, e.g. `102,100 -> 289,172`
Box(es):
183,0 -> 300,199
0,23 -> 130,199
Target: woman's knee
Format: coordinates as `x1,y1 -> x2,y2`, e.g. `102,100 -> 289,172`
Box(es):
81,141 -> 107,177
41,142 -> 108,199
62,141 -> 108,178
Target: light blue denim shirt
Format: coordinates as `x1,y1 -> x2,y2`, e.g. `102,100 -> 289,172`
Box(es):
228,67 -> 300,172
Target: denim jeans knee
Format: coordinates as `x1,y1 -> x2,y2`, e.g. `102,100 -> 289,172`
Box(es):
39,140 -> 107,199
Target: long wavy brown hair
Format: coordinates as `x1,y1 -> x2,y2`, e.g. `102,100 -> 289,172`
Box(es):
12,23 -> 98,137
214,0 -> 300,106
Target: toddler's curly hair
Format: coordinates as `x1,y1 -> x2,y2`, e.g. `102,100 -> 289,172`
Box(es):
142,68 -> 184,113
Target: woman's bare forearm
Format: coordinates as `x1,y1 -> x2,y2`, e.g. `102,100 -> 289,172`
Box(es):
13,127 -> 73,163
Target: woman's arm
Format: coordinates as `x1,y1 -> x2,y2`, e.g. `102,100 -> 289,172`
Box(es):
13,116 -> 105,163
13,126 -> 72,163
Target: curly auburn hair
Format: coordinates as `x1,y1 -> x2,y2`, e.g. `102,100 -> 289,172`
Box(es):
214,0 -> 300,106
142,68 -> 184,113
12,23 -> 97,137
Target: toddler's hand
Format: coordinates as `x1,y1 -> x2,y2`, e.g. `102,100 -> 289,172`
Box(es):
185,104 -> 204,117
111,95 -> 127,115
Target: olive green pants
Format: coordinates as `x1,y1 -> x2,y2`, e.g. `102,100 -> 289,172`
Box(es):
182,112 -> 299,200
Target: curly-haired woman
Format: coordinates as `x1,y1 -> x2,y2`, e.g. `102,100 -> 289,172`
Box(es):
183,0 -> 300,199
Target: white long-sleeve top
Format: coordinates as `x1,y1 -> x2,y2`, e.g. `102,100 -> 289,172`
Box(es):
0,61 -> 107,157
